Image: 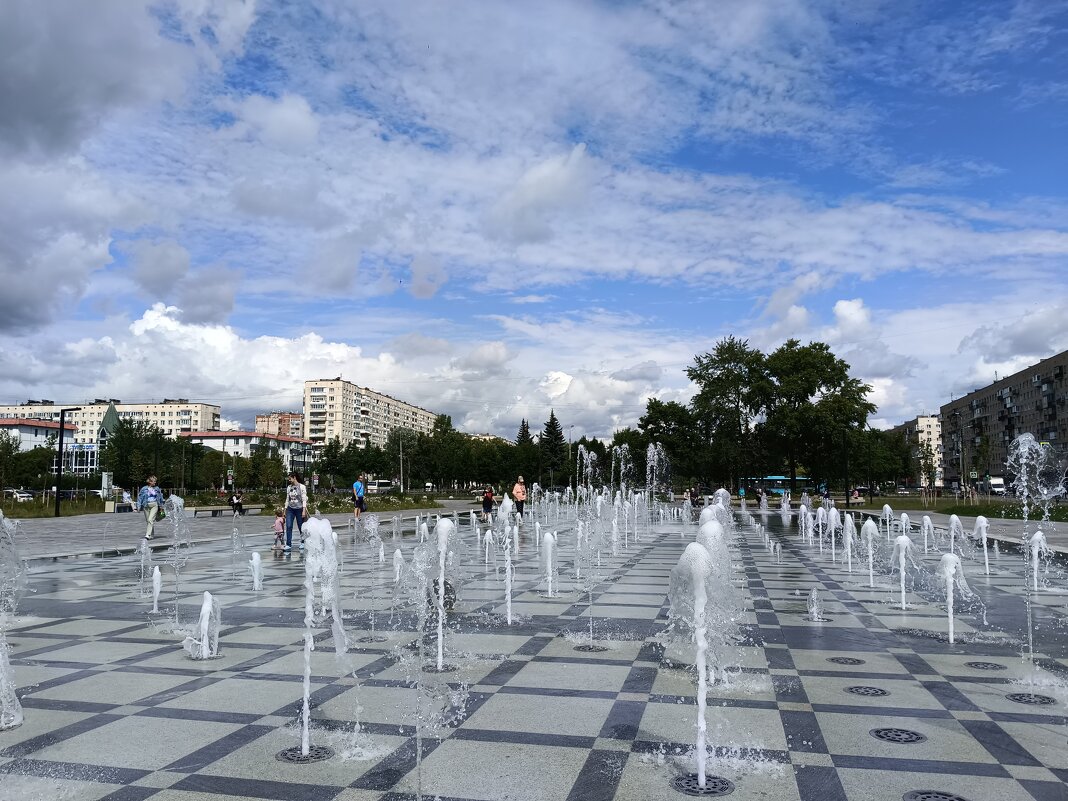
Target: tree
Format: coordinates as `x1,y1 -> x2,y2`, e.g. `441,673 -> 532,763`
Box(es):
513,419 -> 538,484
686,336 -> 767,489
638,399 -> 700,486
539,410 -> 567,483
515,419 -> 533,447
609,427 -> 648,487
0,431 -> 19,496
759,340 -> 875,492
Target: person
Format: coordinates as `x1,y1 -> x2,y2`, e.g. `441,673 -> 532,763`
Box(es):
688,487 -> 699,506
272,509 -> 285,550
352,473 -> 366,521
136,475 -> 164,540
481,485 -> 495,522
230,490 -> 243,516
512,476 -> 527,517
282,471 -> 308,552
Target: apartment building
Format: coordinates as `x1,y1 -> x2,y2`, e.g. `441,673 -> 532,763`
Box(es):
940,350 -> 1068,488
887,414 -> 944,488
302,378 -> 436,448
0,399 -> 220,446
179,431 -> 314,474
255,411 -> 304,438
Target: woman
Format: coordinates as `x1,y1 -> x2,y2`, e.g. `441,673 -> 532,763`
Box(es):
136,475 -> 164,540
512,476 -> 527,518
230,490 -> 243,516
481,486 -> 495,522
282,471 -> 309,552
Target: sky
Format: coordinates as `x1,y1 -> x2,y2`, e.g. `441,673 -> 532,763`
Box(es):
2,0 -> 1067,440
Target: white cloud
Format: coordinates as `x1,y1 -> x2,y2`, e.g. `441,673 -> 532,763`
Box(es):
227,93 -> 320,151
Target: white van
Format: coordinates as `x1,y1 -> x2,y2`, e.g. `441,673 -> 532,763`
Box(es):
367,479 -> 392,495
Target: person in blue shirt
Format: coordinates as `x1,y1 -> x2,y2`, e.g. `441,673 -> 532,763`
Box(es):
352,473 -> 366,521
136,475 -> 164,540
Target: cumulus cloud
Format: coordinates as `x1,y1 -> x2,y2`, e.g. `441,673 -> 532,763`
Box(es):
227,93 -> 320,151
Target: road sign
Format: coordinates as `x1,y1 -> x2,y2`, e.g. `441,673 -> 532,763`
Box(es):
312,473 -> 319,486
969,471 -> 978,479
227,468 -> 234,484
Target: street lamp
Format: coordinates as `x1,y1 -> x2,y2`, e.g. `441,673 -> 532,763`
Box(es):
54,407 -> 81,517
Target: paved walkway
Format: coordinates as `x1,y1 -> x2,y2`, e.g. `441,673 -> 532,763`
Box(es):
1,507 -> 1065,800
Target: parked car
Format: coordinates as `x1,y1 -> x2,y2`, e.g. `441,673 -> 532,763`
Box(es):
3,488 -> 32,502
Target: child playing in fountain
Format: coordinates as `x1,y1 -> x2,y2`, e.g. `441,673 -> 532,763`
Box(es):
272,509 -> 285,550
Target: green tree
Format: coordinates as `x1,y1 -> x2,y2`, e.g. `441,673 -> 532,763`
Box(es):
0,431 -> 19,497
686,336 -> 767,488
539,410 -> 567,484
638,399 -> 700,486
759,340 -> 875,492
513,419 -> 538,483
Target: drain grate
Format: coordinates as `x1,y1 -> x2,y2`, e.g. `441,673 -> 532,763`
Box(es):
870,727 -> 927,744
1006,692 -> 1056,706
574,644 -> 610,652
827,657 -> 866,665
965,661 -> 1006,671
422,663 -> 458,673
846,686 -> 889,697
902,792 -> 972,801
275,745 -> 335,763
671,774 -> 736,796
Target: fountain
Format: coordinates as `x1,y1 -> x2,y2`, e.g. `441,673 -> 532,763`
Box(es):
889,534 -> 919,611
137,538 -> 153,597
972,515 -> 990,575
433,518 -> 456,671
667,543 -> 720,792
150,566 -> 161,614
948,514 -> 965,554
937,553 -> 972,645
879,504 -> 894,540
806,588 -> 827,622
542,531 -> 557,597
183,591 -> 221,659
249,552 -> 263,592
842,513 -> 857,573
921,515 -> 934,554
1027,530 -> 1050,592
0,511 -> 27,730
861,519 -> 880,588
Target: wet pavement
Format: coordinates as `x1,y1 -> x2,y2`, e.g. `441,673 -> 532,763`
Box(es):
1,507 -> 1066,801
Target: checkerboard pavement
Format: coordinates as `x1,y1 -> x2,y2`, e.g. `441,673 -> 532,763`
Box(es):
1,510 -> 1066,801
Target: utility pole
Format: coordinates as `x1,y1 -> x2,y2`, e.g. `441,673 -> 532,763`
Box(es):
399,436 -> 404,493
54,407 -> 80,517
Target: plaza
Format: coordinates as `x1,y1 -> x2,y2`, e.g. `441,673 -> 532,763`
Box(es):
1,500 -> 1066,801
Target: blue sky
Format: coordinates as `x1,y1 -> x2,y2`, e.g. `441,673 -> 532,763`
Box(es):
1,0 -> 1067,439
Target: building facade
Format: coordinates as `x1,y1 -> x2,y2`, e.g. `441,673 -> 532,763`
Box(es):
0,418 -> 77,451
940,350 -> 1068,489
255,411 -> 304,438
0,399 -> 220,446
302,378 -> 436,448
887,415 -> 944,488
179,431 -> 314,474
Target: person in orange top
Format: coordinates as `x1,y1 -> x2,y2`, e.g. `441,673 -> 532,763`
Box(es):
512,476 -> 527,517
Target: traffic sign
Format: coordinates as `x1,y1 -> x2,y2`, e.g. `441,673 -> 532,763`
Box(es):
969,471 -> 978,479
312,473 -> 319,486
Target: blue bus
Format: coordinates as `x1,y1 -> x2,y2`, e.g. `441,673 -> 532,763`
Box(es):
746,475 -> 809,496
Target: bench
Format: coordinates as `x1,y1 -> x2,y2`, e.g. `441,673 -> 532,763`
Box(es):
186,504 -> 266,518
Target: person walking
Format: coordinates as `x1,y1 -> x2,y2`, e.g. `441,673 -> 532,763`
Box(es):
282,471 -> 309,552
481,485 -> 495,523
136,475 -> 164,540
512,476 -> 527,518
352,473 -> 366,521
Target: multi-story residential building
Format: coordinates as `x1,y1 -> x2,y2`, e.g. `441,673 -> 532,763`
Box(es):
0,399 -> 220,446
179,431 -> 314,474
302,378 -> 436,448
940,350 -> 1068,489
255,411 -> 304,438
887,415 -> 944,488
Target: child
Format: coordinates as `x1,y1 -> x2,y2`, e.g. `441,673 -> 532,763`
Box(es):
272,509 -> 285,550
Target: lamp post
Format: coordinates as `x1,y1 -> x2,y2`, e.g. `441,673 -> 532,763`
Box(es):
54,407 -> 81,517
